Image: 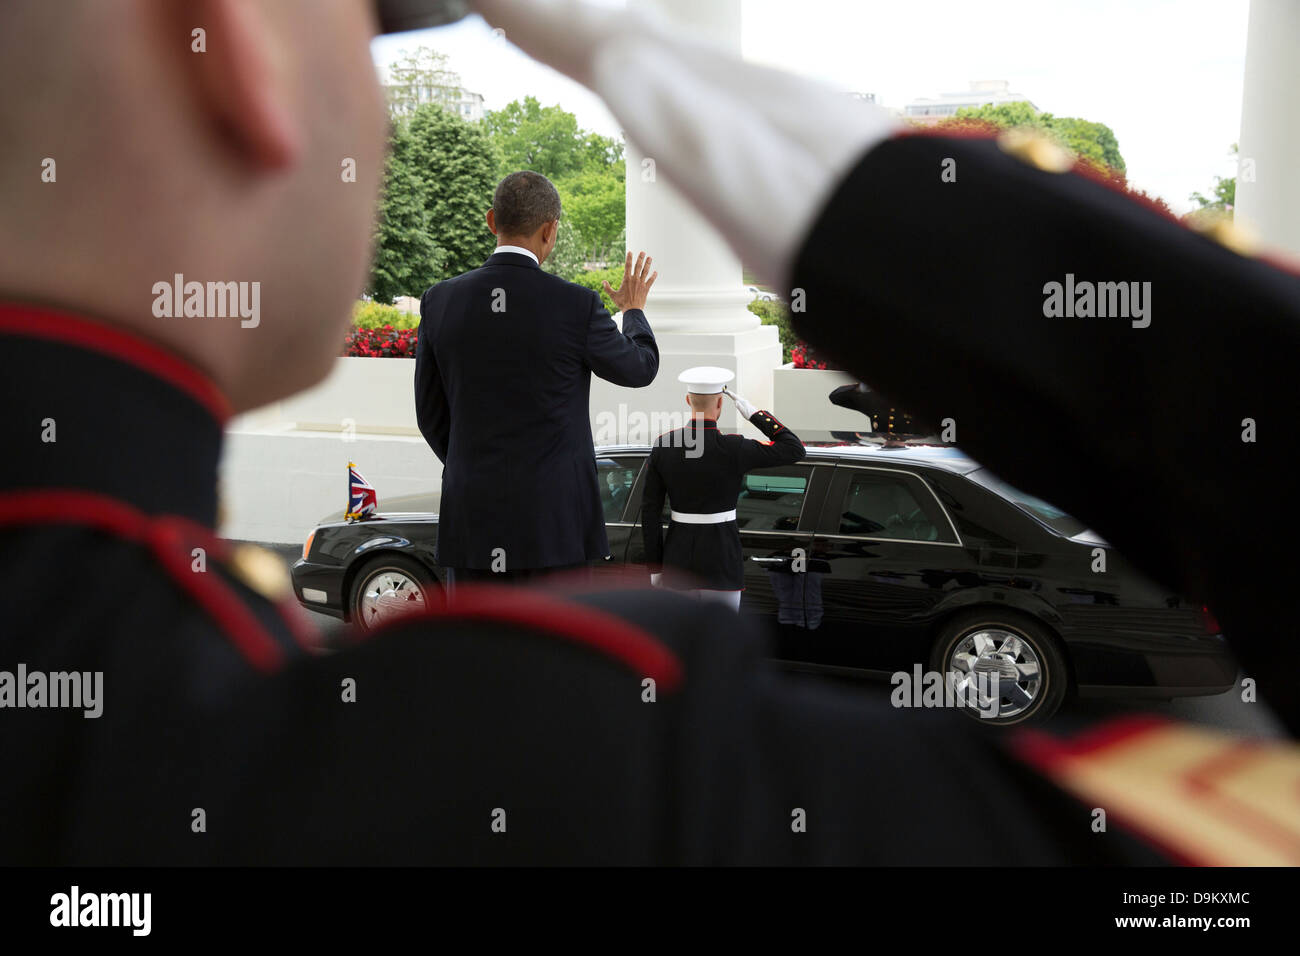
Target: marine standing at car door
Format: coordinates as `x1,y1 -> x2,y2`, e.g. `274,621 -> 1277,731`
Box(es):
640,368 -> 806,610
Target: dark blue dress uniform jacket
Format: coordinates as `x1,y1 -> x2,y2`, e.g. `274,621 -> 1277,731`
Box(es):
641,411 -> 805,590
415,250 -> 658,570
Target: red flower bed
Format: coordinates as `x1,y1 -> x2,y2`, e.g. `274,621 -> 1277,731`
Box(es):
343,325 -> 417,358
791,342 -> 831,370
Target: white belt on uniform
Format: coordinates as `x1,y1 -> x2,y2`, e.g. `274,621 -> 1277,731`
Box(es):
669,509 -> 737,524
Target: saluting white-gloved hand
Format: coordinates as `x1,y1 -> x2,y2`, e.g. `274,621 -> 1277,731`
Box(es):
650,572 -> 663,588
724,387 -> 757,420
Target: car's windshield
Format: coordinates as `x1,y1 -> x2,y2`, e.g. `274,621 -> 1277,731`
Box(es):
968,469 -> 1087,537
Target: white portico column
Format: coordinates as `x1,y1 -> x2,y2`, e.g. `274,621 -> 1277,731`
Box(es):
589,0 -> 783,442
1235,0 -> 1300,256
624,0 -> 756,334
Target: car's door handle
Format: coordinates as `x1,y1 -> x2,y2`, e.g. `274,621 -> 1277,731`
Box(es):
750,556 -> 789,564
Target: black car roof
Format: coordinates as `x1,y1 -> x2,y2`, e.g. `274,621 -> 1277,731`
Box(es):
598,431 -> 982,475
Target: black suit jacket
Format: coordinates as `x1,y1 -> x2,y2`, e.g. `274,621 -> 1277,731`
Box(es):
415,251 -> 659,570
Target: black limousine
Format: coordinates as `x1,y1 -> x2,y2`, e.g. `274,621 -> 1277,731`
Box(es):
292,434 -> 1236,724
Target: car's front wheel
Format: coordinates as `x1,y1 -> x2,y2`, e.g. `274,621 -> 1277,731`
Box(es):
928,610 -> 1068,725
348,554 -> 438,633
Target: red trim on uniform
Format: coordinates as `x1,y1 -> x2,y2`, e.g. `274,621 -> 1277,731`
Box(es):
0,489 -> 286,672
894,124 -> 1000,142
1070,160 -> 1300,278
163,512 -> 320,653
653,418 -> 718,443
889,131 -> 1300,280
1010,716 -> 1201,866
274,599 -> 326,652
1183,741 -> 1300,863
1258,250 -> 1300,280
1010,714 -> 1169,769
1068,160 -> 1186,229
0,303 -> 231,423
365,583 -> 684,692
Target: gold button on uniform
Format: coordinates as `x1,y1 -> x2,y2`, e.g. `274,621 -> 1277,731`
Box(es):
1189,216 -> 1260,258
227,542 -> 293,601
997,128 -> 1075,173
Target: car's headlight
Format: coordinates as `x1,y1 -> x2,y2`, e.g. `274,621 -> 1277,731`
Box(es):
302,529 -> 316,561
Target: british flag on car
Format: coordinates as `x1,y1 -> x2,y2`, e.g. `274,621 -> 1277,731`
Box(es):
346,462 -> 378,520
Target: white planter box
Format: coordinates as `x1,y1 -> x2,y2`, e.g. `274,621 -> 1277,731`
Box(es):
273,356 -> 419,435
771,364 -> 868,431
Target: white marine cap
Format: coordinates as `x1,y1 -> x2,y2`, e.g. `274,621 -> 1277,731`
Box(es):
677,366 -> 735,394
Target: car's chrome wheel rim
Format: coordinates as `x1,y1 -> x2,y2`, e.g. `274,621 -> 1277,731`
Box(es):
358,568 -> 426,630
947,627 -> 1043,720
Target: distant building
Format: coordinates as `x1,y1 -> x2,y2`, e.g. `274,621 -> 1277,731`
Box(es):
447,89 -> 486,122
842,91 -> 903,120
381,65 -> 485,121
903,80 -> 1036,124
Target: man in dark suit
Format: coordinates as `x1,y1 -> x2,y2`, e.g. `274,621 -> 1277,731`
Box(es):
414,171 -> 660,583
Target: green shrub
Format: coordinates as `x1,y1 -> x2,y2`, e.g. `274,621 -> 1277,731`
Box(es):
572,265 -> 626,314
749,298 -> 797,364
353,300 -> 418,331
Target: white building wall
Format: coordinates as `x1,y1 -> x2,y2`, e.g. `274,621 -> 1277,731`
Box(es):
219,356 -> 851,544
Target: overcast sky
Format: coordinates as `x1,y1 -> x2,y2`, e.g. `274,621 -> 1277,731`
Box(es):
371,0 -> 1249,214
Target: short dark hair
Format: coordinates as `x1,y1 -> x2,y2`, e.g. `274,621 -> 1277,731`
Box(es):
492,171 -> 561,236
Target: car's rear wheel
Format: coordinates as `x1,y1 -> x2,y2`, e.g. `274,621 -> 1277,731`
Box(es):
928,610 -> 1068,726
349,554 -> 438,633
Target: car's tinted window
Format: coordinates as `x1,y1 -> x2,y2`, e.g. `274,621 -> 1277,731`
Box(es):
597,457 -> 641,521
837,471 -> 944,541
967,468 -> 1086,537
737,467 -> 808,532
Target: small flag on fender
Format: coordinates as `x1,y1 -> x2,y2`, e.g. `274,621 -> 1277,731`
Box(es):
346,462 -> 378,520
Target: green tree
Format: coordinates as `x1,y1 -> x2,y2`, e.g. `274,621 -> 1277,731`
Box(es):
367,123 -> 446,303
580,131 -> 624,170
1050,116 -> 1124,173
543,217 -> 589,281
571,263 -> 626,313
557,163 -> 626,265
948,103 -> 1126,175
485,97 -> 626,270
1190,144 -> 1237,217
484,96 -> 622,181
406,103 -> 501,278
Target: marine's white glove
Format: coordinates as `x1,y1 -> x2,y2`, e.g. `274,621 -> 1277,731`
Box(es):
650,572 -> 663,588
725,387 -> 757,420
471,0 -> 899,289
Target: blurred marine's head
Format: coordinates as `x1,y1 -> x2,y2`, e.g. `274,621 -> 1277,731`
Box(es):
0,0 -> 389,410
